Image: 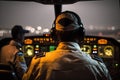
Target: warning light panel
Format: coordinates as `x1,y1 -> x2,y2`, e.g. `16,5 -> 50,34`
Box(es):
24,39 -> 33,44
84,37 -> 97,44
98,39 -> 107,44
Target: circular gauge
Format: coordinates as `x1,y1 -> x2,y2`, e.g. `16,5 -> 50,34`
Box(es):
104,46 -> 113,57
24,45 -> 34,57
81,45 -> 91,54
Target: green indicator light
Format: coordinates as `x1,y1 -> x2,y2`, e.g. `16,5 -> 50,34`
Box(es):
36,45 -> 39,48
115,64 -> 118,67
93,45 -> 97,48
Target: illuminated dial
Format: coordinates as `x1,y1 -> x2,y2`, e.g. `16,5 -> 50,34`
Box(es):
24,45 -> 34,57
104,46 -> 113,57
81,45 -> 91,54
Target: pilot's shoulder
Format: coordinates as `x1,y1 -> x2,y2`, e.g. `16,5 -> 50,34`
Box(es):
91,54 -> 103,63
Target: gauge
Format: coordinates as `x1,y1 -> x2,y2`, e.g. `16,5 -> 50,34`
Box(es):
81,45 -> 91,54
104,46 -> 114,57
24,45 -> 34,57
98,45 -> 114,58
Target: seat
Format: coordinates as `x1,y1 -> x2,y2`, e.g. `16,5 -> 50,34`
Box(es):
0,63 -> 18,80
50,65 -> 97,80
51,70 -> 82,80
0,70 -> 17,80
0,63 -> 12,70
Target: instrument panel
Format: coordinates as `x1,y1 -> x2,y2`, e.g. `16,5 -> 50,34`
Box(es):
22,34 -> 120,79
23,34 -> 57,57
23,35 -> 115,59
80,45 -> 114,58
80,37 -> 114,58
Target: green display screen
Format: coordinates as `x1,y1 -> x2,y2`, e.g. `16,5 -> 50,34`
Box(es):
49,46 -> 56,51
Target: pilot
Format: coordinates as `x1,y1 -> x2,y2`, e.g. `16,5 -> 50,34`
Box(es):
22,11 -> 112,80
0,25 -> 29,79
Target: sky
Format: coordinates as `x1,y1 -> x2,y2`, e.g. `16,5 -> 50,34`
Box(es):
0,0 -> 119,31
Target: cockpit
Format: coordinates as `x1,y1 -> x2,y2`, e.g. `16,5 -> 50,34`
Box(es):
0,0 -> 120,80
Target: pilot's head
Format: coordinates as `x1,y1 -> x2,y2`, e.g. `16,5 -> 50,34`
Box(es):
50,11 -> 85,42
11,25 -> 29,43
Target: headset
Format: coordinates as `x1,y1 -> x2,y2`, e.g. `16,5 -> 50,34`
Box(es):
50,11 -> 85,41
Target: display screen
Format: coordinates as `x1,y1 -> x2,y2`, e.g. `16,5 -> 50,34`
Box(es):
80,45 -> 92,54
98,45 -> 114,58
49,45 -> 56,52
23,45 -> 34,57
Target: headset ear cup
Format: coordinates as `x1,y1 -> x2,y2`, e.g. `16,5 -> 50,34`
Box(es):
79,27 -> 85,41
50,27 -> 56,40
77,23 -> 85,41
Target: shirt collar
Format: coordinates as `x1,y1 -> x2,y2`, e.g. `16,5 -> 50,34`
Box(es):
9,40 -> 22,47
57,42 -> 81,51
